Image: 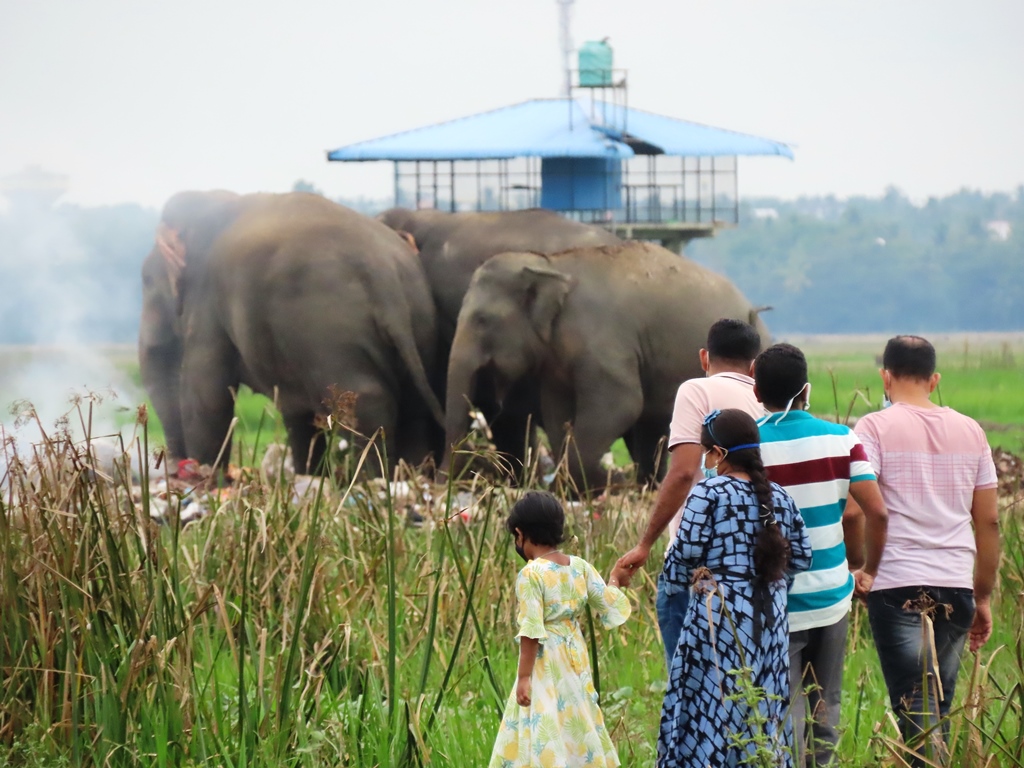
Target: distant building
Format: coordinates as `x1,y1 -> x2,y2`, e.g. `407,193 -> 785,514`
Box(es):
986,220 -> 1012,241
752,207 -> 780,220
0,166 -> 68,213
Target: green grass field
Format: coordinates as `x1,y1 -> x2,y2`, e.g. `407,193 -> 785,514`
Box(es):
1,334 -> 1022,767
105,333 -> 1023,469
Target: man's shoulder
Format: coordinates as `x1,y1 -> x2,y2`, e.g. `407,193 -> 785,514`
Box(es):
857,404 -> 983,432
760,414 -> 855,442
804,416 -> 857,439
674,376 -> 748,409
675,377 -> 708,395
853,408 -> 887,433
940,406 -> 987,431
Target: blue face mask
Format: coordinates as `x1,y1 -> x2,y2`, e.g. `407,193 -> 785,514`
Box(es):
701,450 -> 719,480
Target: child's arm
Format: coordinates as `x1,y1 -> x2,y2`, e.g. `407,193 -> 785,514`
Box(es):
585,562 -> 632,628
516,637 -> 540,706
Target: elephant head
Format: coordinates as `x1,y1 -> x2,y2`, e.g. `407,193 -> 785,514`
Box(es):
138,190 -> 241,464
377,208 -> 465,253
445,252 -> 571,457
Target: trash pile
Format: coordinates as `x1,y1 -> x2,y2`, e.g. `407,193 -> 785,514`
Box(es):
132,443 -> 493,530
993,447 -> 1023,498
3,431 -> 600,532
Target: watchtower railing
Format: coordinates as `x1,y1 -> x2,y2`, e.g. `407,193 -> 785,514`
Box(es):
390,154 -> 738,225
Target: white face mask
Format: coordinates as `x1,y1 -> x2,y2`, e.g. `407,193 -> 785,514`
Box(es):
758,383 -> 811,426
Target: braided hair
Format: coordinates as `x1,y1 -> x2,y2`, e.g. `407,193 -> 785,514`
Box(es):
701,409 -> 790,582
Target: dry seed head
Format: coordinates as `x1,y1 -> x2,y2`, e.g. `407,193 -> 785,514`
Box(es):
320,385 -> 359,431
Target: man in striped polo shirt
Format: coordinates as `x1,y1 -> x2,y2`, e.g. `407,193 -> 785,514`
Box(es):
753,343 -> 888,767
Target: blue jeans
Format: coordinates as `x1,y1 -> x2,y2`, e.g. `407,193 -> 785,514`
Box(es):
656,572 -> 690,669
867,586 -> 975,765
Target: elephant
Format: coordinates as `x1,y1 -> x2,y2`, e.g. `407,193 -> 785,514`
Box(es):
377,208 -> 621,467
444,242 -> 771,492
139,191 -> 444,475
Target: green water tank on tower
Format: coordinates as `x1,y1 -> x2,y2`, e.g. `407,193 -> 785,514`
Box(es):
578,40 -> 613,87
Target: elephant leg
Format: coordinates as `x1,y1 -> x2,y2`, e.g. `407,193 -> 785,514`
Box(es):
628,417 -> 670,485
539,385 -> 574,480
180,324 -> 241,469
490,378 -> 542,473
394,410 -> 437,469
284,411 -> 324,475
347,381 -> 399,475
560,372 -> 643,495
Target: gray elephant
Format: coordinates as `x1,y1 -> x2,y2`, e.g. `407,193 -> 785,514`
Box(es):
444,242 -> 770,491
377,208 -> 621,466
139,191 -> 443,474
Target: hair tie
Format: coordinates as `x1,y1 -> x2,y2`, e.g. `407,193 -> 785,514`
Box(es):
727,442 -> 759,452
703,410 -> 722,445
759,504 -> 778,527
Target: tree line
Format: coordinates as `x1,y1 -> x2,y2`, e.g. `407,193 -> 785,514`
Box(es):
0,187 -> 1020,344
687,187 -> 1024,333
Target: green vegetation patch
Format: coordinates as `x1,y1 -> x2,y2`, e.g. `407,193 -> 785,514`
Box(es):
1,409 -> 1022,767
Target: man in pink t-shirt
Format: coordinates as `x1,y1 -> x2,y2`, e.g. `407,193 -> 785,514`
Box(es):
615,318 -> 765,665
851,336 -> 999,765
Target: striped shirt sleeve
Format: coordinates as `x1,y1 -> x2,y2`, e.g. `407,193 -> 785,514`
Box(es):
848,433 -> 876,482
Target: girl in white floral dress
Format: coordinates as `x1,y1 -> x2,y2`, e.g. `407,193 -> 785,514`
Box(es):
489,491 -> 632,768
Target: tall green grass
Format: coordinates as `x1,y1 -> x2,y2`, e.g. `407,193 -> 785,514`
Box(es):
1,399 -> 1021,766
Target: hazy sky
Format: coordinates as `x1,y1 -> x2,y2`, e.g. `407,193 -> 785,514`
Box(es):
2,0 -> 1022,208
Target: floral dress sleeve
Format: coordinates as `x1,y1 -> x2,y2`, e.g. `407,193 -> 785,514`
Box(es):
774,484 -> 813,575
515,565 -> 548,640
583,559 -> 631,629
663,480 -> 717,588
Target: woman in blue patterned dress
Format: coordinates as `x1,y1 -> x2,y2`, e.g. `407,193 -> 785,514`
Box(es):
658,409 -> 813,768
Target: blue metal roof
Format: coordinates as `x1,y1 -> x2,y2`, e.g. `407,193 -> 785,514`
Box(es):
598,104 -> 794,159
326,98 -> 793,162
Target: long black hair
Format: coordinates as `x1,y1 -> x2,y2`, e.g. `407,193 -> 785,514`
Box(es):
505,491 -> 566,547
701,409 -> 790,582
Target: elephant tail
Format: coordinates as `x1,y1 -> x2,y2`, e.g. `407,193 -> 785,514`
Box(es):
384,316 -> 446,429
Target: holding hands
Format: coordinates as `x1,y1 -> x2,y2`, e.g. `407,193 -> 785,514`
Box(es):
608,562 -> 634,589
612,545 -> 651,588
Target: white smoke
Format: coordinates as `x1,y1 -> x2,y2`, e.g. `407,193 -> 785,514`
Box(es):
0,195 -> 147,489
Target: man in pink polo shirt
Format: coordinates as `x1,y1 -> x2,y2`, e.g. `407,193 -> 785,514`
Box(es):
852,335 -> 999,765
615,318 -> 765,665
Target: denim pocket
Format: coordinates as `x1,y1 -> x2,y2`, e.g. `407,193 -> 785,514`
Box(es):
943,588 -> 975,632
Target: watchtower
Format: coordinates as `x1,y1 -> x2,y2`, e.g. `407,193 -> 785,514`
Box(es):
326,44 -> 792,251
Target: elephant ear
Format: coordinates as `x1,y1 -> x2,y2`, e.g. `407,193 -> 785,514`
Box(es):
155,222 -> 187,303
395,229 -> 419,253
157,191 -> 242,314
522,264 -> 572,343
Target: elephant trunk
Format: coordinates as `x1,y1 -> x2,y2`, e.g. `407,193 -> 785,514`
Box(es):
139,337 -> 186,464
443,343 -> 484,470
